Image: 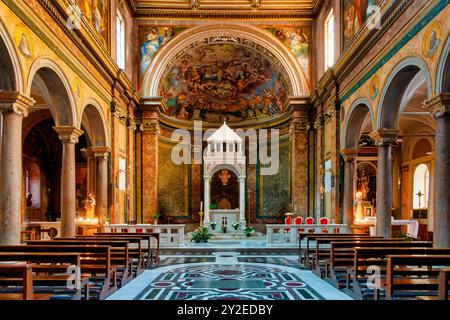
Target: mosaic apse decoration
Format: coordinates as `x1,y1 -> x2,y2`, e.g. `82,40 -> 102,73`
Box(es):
135,264 -> 325,300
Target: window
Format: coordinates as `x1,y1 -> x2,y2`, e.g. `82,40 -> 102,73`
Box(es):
116,10 -> 125,70
324,9 -> 335,69
118,157 -> 126,191
413,164 -> 429,209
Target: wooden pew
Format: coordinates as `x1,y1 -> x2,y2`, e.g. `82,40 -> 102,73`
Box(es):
299,233 -> 375,265
76,235 -> 145,275
386,255 -> 450,300
310,236 -> 384,271
438,268 -> 450,300
49,238 -> 133,286
0,252 -> 82,300
348,247 -> 450,300
0,263 -> 50,300
96,232 -> 160,264
327,241 -> 433,289
2,244 -> 114,300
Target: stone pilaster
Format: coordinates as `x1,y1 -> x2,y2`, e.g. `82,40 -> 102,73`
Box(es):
369,129 -> 399,238
90,147 -> 110,228
54,126 -> 83,238
426,94 -> 450,248
0,92 -> 34,245
341,149 -> 358,226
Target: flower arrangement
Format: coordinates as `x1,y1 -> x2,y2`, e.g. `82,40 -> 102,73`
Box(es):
231,222 -> 240,230
244,226 -> 255,237
191,227 -> 212,243
210,222 -> 217,230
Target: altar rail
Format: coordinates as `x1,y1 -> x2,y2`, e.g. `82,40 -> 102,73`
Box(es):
103,224 -> 185,247
266,224 -> 348,245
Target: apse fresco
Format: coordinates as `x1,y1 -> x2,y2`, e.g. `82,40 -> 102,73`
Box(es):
266,27 -> 311,84
158,141 -> 190,218
259,141 -> 290,217
159,43 -> 289,123
343,0 -> 381,47
139,26 -> 188,78
76,0 -> 109,44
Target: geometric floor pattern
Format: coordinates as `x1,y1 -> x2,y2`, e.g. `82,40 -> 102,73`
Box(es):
134,264 -> 325,300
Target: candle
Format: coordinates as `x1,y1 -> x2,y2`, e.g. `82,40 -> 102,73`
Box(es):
200,201 -> 203,211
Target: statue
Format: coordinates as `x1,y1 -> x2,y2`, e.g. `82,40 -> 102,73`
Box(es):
354,192 -> 364,221
85,193 -> 96,220
359,168 -> 369,200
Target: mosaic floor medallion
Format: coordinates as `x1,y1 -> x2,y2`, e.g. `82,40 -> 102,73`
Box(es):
134,264 -> 331,300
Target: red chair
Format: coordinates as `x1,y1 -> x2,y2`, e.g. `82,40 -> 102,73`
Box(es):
284,216 -> 293,233
294,217 -> 304,233
319,217 -> 329,233
305,217 -> 314,233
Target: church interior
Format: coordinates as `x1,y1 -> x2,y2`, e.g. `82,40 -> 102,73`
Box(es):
0,0 -> 449,302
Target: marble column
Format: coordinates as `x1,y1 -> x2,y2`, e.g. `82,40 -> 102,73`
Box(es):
369,129 -> 399,238
0,92 -> 33,245
91,147 -> 110,228
239,176 -> 246,226
342,150 -> 357,227
427,94 -> 450,248
54,127 -> 83,238
203,177 -> 211,225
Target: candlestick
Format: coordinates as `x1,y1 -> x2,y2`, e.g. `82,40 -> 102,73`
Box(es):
200,201 -> 203,211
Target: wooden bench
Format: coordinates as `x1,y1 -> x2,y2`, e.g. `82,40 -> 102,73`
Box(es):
2,244 -> 115,300
386,254 -> 450,300
348,247 -> 450,300
49,238 -> 133,287
438,268 -> 450,300
96,232 -> 160,263
327,241 -> 433,289
0,252 -> 84,300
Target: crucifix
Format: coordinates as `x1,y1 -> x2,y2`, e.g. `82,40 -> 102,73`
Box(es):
416,190 -> 423,221
219,169 -> 231,186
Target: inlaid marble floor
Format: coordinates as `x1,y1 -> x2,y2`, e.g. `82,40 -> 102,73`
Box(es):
107,251 -> 351,301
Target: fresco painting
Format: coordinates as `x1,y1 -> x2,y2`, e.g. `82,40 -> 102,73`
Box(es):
343,0 -> 380,47
159,43 -> 289,123
76,0 -> 109,44
266,27 -> 311,84
139,26 -> 187,78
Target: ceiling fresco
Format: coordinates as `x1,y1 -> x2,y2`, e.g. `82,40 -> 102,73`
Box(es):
158,39 -> 289,123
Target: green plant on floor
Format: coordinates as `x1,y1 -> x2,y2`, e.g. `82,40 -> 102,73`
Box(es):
244,226 -> 255,237
398,232 -> 413,241
210,222 -> 217,230
231,222 -> 240,230
191,227 -> 212,243
209,203 -> 218,210
221,225 -> 227,233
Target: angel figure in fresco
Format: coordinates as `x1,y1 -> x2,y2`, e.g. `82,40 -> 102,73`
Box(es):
286,28 -> 310,82
85,193 -> 96,220
140,28 -> 163,75
344,2 -> 357,40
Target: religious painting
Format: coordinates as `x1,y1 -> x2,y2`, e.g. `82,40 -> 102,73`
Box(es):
159,41 -> 289,123
76,165 -> 88,214
139,26 -> 188,79
356,162 -> 377,205
343,0 -> 381,48
265,26 -> 311,85
422,21 -> 443,59
257,139 -> 290,218
158,141 -> 191,218
76,0 -> 109,45
369,75 -> 380,101
24,162 -> 41,209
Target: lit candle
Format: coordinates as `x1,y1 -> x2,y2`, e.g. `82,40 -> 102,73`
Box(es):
200,201 -> 203,211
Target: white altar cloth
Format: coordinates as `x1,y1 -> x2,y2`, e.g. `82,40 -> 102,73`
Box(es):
355,217 -> 419,239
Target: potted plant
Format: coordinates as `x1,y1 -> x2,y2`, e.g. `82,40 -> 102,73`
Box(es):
221,225 -> 227,233
244,226 -> 255,237
191,227 -> 212,243
153,213 -> 161,225
210,222 -> 217,230
231,222 -> 240,230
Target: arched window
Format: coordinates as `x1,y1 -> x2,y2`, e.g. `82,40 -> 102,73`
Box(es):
324,9 -> 335,69
116,10 -> 126,70
413,164 -> 429,209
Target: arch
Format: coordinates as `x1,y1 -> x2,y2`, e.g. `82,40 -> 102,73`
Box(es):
342,97 -> 375,150
436,34 -> 450,94
207,163 -> 243,179
141,24 -> 309,98
80,98 -> 109,147
376,56 -> 432,130
26,58 -> 77,127
0,18 -> 23,92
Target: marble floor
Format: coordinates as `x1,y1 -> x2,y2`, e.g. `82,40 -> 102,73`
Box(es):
107,249 -> 351,301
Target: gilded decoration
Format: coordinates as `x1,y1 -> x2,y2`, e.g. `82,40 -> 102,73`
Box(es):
422,21 -> 443,59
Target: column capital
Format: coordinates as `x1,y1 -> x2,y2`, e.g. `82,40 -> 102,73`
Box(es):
53,126 -> 84,143
289,119 -> 310,134
89,146 -> 111,159
425,93 -> 450,119
139,119 -> 160,134
0,91 -> 35,117
341,149 -> 358,161
369,129 -> 399,146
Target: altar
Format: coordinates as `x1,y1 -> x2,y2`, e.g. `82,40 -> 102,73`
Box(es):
210,209 -> 240,226
354,217 -> 420,239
